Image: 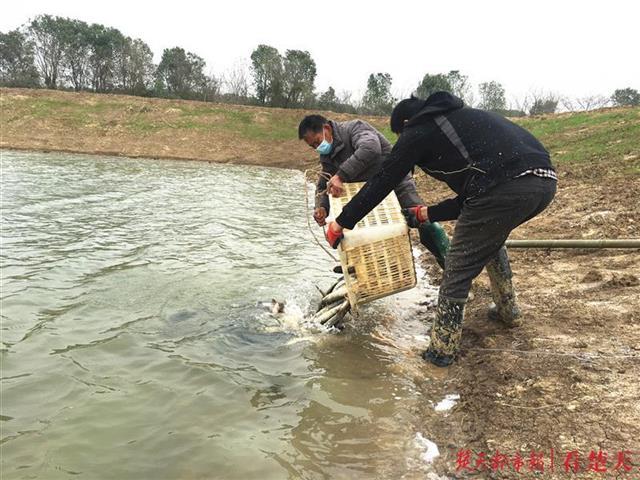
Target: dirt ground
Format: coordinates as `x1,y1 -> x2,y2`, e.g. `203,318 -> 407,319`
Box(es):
409,160 -> 640,479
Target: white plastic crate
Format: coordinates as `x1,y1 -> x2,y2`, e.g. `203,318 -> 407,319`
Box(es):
329,182 -> 417,309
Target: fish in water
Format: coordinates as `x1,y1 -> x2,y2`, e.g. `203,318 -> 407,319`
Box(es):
255,299 -> 287,315
270,299 -> 286,315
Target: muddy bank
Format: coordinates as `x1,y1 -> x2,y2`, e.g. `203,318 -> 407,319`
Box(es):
410,160 -> 640,478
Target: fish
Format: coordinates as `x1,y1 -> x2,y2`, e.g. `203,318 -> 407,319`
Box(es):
270,299 -> 286,315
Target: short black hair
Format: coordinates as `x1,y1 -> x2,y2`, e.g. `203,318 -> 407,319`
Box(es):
298,114 -> 328,139
390,95 -> 426,134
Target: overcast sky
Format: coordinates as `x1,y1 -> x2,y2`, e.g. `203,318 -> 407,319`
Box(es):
3,0 -> 639,104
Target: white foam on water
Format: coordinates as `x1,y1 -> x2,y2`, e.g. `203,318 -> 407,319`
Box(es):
257,296 -> 343,346
414,432 -> 440,463
434,394 -> 460,412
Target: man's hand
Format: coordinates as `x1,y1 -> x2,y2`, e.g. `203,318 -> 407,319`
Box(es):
327,174 -> 344,197
313,207 -> 327,226
325,221 -> 344,249
402,206 -> 429,228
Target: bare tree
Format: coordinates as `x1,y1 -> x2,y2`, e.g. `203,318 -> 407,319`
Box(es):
575,95 -> 611,111
560,96 -> 578,112
527,89 -> 560,115
511,95 -> 531,115
560,94 -> 611,112
221,61 -> 249,99
465,89 -> 476,108
338,89 -> 354,106
201,69 -> 220,102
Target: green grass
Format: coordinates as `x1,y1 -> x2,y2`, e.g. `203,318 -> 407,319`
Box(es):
377,124 -> 396,144
3,89 -> 638,171
514,109 -> 639,165
26,98 -> 91,128
18,96 -> 133,128
122,104 -> 297,140
28,98 -> 76,118
26,97 -> 129,117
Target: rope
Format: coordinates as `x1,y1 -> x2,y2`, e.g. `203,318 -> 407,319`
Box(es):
303,168 -> 339,262
467,347 -> 640,360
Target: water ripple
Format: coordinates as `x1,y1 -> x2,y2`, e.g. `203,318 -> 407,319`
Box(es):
0,150 -> 437,479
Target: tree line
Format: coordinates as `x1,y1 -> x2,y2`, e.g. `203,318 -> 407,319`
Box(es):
1,14 -> 639,116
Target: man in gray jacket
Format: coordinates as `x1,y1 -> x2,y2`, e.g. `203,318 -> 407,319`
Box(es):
298,114 -> 449,267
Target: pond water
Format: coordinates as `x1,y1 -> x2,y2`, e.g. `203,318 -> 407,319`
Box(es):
1,150 -> 449,479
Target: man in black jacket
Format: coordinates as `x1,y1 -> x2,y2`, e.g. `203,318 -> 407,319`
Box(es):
325,92 -> 557,367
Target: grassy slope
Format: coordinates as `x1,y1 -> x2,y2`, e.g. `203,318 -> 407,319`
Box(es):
1,87 -> 639,173
517,108 -> 640,172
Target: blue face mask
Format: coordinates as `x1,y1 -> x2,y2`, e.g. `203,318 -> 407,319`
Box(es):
316,128 -> 333,155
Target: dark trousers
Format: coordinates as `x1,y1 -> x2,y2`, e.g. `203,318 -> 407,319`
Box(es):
440,175 -> 557,300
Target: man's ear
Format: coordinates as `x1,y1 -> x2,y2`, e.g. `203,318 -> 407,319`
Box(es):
324,123 -> 333,140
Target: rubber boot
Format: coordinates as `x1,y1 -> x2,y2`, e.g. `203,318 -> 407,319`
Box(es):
485,246 -> 522,327
418,222 -> 450,270
423,295 -> 466,367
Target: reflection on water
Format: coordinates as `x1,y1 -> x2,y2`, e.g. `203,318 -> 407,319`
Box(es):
1,150 -> 446,479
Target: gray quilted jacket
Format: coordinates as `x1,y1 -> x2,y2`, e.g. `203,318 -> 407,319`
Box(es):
315,120 -> 392,211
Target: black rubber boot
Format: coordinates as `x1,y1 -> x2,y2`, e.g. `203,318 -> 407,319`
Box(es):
418,222 -> 450,269
423,295 -> 466,367
485,246 -> 522,327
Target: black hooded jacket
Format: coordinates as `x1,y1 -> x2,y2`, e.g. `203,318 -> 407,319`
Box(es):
336,92 -> 554,229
